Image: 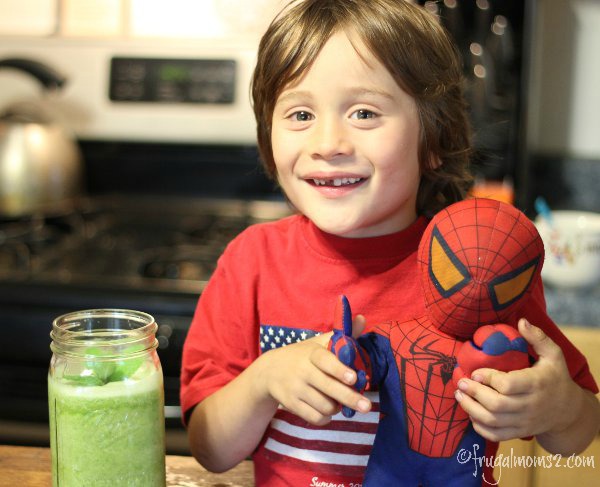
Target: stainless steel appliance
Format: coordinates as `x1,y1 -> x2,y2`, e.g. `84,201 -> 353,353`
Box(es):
0,193 -> 287,453
0,37 -> 288,454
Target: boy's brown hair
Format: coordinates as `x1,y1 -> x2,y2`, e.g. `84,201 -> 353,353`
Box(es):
252,0 -> 473,217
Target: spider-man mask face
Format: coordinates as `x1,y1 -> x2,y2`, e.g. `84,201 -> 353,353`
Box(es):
418,198 -> 545,339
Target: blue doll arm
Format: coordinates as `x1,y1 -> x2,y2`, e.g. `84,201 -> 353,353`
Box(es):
328,295 -> 371,417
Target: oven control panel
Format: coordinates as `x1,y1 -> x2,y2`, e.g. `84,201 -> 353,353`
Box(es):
109,57 -> 237,104
0,38 -> 257,143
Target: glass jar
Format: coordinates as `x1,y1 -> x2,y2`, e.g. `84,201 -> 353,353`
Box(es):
48,309 -> 166,487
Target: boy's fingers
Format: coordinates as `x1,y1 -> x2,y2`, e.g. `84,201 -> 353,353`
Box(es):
455,385 -> 521,434
470,420 -> 523,443
518,318 -> 563,363
470,368 -> 532,395
312,331 -> 333,347
300,387 -> 341,417
307,330 -> 372,414
456,378 -> 523,413
309,367 -> 372,414
283,398 -> 335,426
352,314 -> 366,338
310,345 -> 357,385
310,348 -> 372,413
455,387 -> 495,422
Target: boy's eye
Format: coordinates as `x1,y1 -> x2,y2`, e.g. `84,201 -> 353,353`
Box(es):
351,109 -> 376,120
292,111 -> 313,122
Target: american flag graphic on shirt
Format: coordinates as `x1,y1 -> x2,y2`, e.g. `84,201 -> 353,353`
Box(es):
259,324 -> 322,351
259,324 -> 380,475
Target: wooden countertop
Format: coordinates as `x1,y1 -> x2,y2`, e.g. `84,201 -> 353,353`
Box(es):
0,445 -> 254,487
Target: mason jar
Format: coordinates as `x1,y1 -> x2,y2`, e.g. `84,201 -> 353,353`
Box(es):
48,309 -> 166,487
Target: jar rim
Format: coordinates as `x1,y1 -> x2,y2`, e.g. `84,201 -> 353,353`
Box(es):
53,309 -> 155,331
50,309 -> 157,358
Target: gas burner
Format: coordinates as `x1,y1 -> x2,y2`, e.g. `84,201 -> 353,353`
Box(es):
139,246 -> 218,281
0,219 -> 66,272
0,203 -> 110,273
177,215 -> 251,248
0,242 -> 30,276
0,206 -> 102,242
0,196 -> 289,290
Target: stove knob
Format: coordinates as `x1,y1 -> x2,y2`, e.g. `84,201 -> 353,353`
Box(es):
157,335 -> 169,349
157,323 -> 173,349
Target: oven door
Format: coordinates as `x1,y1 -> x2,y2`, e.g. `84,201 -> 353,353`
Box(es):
0,281 -> 198,454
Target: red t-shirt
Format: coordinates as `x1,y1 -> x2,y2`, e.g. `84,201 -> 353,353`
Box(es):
180,214 -> 598,486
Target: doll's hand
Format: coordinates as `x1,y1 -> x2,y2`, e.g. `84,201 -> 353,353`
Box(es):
258,327 -> 371,426
452,324 -> 530,389
454,319 -> 580,442
328,295 -> 371,417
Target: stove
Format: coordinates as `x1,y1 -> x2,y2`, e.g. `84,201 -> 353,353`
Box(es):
0,193 -> 290,453
0,196 -> 288,291
0,27 -> 292,454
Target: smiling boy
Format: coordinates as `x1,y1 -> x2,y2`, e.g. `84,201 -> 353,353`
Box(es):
181,2 -> 471,484
271,30 -> 423,238
180,1 -> 599,486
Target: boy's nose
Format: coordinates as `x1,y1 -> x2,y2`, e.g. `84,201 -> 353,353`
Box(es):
309,117 -> 353,160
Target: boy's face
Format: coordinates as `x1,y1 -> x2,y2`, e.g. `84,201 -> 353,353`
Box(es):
271,30 -> 422,238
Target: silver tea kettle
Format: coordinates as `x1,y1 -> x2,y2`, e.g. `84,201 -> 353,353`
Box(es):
0,58 -> 83,217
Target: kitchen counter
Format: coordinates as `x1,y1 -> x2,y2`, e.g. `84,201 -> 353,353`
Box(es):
2,327 -> 597,487
0,445 -> 254,487
494,326 -> 600,486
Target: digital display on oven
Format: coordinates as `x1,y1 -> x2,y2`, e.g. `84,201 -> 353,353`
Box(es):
159,64 -> 190,83
109,57 -> 236,104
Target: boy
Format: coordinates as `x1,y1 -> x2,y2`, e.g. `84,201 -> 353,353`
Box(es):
181,1 -> 599,485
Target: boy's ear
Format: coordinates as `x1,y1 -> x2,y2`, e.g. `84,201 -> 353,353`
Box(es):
428,155 -> 443,169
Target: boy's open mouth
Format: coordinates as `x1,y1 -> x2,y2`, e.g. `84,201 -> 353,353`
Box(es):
309,177 -> 365,187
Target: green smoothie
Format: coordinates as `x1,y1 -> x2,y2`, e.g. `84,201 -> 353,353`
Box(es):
48,365 -> 166,487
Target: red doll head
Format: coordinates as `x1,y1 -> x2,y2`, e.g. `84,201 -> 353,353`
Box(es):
418,198 -> 545,339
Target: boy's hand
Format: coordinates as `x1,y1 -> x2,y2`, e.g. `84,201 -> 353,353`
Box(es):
257,323 -> 372,426
454,318 -> 580,442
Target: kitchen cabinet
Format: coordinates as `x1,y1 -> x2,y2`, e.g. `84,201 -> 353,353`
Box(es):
0,0 -> 57,35
60,0 -> 123,37
496,326 -> 600,486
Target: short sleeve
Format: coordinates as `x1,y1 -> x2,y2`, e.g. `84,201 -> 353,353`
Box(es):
179,238 -> 260,424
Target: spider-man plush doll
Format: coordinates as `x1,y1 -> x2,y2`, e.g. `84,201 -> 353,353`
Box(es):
328,198 -> 545,486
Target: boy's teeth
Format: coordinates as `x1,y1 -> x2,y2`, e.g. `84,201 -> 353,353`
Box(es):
313,177 -> 362,186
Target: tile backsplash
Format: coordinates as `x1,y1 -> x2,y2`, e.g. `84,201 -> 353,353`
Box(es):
530,155 -> 600,214
529,154 -> 600,327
